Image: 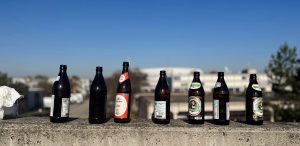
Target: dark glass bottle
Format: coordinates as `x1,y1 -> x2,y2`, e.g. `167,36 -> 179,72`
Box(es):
89,66 -> 107,124
246,74 -> 263,125
152,70 -> 170,124
50,65 -> 71,123
114,62 -> 131,123
188,72 -> 205,124
213,72 -> 230,125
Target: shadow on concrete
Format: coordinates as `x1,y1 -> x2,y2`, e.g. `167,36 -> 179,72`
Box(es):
67,117 -> 79,122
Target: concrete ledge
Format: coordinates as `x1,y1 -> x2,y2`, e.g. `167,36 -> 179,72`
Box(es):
0,117 -> 300,146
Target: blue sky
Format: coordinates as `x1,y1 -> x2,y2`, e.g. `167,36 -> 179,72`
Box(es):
0,0 -> 300,78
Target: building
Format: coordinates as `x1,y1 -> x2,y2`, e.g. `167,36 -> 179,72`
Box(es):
137,67 -> 272,120
140,67 -> 272,94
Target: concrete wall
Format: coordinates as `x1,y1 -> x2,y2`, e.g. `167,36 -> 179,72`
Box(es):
0,117 -> 299,146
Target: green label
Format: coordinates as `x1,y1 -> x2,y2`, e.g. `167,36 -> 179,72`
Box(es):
188,96 -> 201,116
252,97 -> 263,121
190,82 -> 201,89
252,84 -> 262,91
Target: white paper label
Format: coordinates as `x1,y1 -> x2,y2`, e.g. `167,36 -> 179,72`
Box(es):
215,82 -> 221,88
114,94 -> 128,117
61,98 -> 70,117
154,101 -> 166,119
55,76 -> 60,82
213,100 -> 219,119
50,95 -> 55,117
226,102 -> 230,120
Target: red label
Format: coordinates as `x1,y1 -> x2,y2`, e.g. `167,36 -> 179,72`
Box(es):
114,93 -> 129,119
119,72 -> 129,83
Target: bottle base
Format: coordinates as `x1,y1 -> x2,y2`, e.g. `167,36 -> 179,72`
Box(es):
114,118 -> 130,123
188,119 -> 204,124
246,121 -> 263,125
50,116 -> 69,123
152,118 -> 170,124
213,119 -> 230,125
89,117 -> 106,124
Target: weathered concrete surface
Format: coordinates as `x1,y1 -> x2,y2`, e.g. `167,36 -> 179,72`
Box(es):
0,117 -> 299,146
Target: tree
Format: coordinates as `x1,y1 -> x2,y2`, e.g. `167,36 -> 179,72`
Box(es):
265,43 -> 298,98
265,43 -> 300,122
0,72 -> 29,96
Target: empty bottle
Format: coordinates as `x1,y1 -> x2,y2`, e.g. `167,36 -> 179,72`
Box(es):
50,65 -> 71,123
114,62 -> 131,123
152,70 -> 170,124
213,72 -> 230,125
188,72 -> 205,124
89,66 -> 107,124
246,74 -> 263,125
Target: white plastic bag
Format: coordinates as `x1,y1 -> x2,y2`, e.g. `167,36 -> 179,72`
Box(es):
0,86 -> 24,120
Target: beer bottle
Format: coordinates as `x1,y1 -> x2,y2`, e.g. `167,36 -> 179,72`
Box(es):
114,62 -> 131,123
188,72 -> 205,124
152,70 -> 170,124
50,65 -> 71,123
213,72 -> 230,125
89,66 -> 107,124
246,74 -> 263,125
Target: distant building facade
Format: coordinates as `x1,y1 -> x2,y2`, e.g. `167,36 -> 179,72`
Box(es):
140,67 -> 272,94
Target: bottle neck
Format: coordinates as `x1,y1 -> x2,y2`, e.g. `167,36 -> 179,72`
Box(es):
122,66 -> 129,73
250,78 -> 258,84
193,75 -> 200,82
59,69 -> 67,75
217,75 -> 224,81
160,74 -> 166,79
249,74 -> 258,84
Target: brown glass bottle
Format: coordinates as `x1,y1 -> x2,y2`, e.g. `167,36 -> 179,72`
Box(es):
89,67 -> 107,124
188,72 -> 205,124
114,62 -> 131,123
213,72 -> 230,125
50,65 -> 71,123
152,70 -> 170,124
246,74 -> 263,125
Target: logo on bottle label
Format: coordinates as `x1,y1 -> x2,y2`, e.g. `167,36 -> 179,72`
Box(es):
226,102 -> 230,120
188,96 -> 201,116
50,95 -> 55,117
190,82 -> 201,89
114,93 -> 129,118
214,82 -> 221,88
253,97 -> 263,121
119,72 -> 129,83
154,101 -> 166,119
252,84 -> 262,91
61,98 -> 70,117
213,100 -> 219,119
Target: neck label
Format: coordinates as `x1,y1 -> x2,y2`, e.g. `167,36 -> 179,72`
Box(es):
190,82 -> 201,89
252,84 -> 262,91
119,72 -> 129,83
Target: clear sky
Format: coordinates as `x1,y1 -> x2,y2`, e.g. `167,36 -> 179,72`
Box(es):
0,0 -> 300,78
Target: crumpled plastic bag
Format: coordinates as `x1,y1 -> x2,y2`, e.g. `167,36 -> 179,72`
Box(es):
0,86 -> 24,120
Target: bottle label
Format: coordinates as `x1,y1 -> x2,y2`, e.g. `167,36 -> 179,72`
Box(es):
252,97 -> 263,121
188,96 -> 201,116
55,76 -> 60,82
214,82 -> 221,88
190,82 -> 201,89
61,98 -> 70,117
154,101 -> 166,119
114,93 -> 129,118
213,100 -> 219,119
119,72 -> 129,83
50,95 -> 55,117
252,84 -> 262,91
226,102 -> 230,120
